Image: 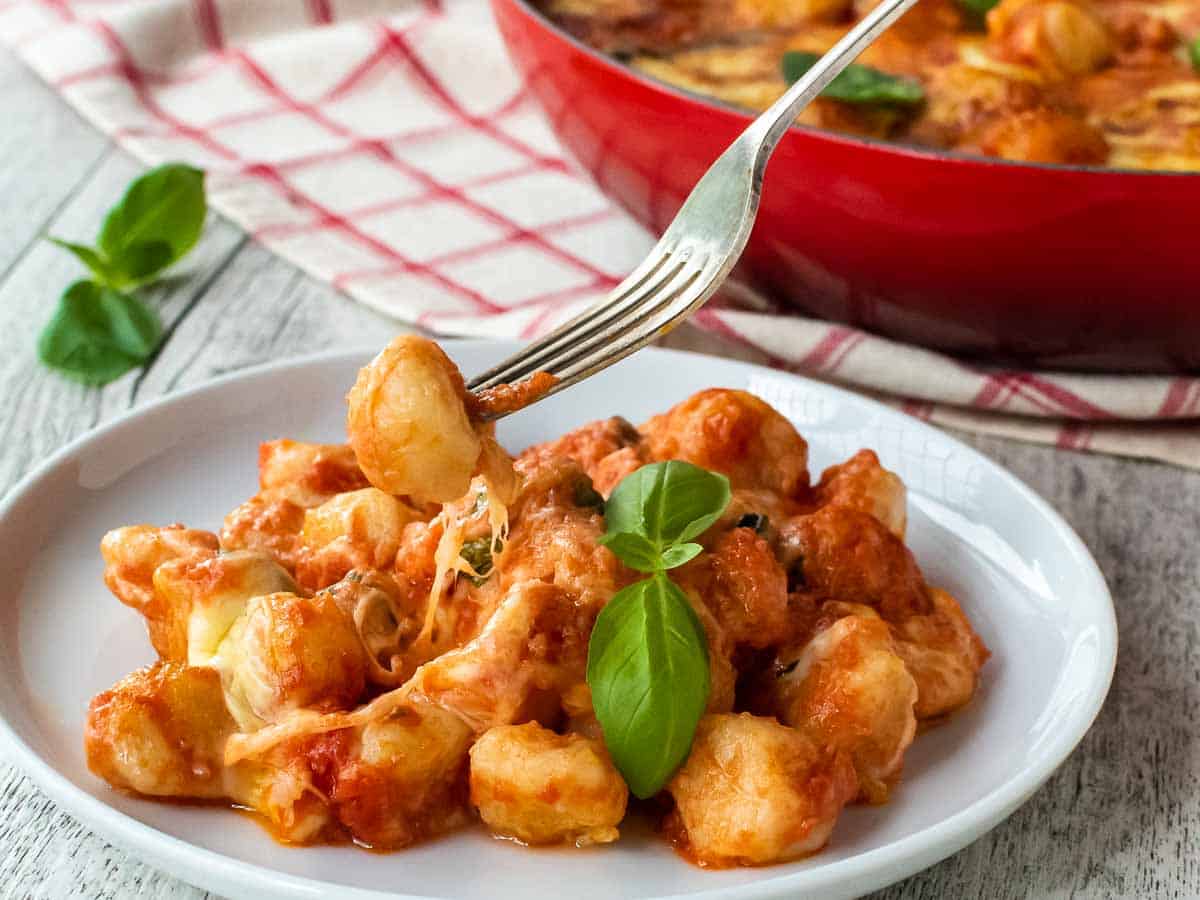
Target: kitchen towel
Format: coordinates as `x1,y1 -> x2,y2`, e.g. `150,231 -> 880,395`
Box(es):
1,0 -> 1196,468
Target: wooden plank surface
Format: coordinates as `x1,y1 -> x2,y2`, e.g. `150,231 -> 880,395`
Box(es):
1,44 -> 1198,900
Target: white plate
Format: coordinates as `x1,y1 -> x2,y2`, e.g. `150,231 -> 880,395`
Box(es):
0,341 -> 1115,900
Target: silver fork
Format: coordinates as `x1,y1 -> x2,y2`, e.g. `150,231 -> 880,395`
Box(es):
468,0 -> 919,411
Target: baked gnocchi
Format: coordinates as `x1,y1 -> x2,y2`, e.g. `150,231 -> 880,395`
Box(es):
86,336 -> 988,866
539,0 -> 1200,170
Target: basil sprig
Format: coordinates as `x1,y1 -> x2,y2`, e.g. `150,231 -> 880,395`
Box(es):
782,51 -> 924,106
56,164 -> 206,290
1190,36 -> 1200,72
41,163 -> 207,385
587,461 -> 731,798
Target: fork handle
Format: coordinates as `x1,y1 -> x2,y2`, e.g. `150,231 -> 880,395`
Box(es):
466,0 -> 920,408
744,0 -> 921,162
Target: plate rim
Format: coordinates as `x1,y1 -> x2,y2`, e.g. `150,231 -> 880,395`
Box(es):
0,340 -> 1117,900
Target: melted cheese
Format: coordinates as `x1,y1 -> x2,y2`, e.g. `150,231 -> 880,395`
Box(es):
541,0 -> 1200,170
185,555 -> 296,667
414,439 -> 518,654
211,609 -> 283,732
225,684 -> 413,765
958,43 -> 1044,84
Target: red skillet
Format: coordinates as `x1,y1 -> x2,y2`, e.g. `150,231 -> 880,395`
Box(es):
492,0 -> 1200,372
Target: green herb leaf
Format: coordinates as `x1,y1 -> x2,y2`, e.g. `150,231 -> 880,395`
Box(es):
602,461 -> 731,555
590,462 -> 728,795
599,532 -> 662,573
782,51 -> 924,106
49,238 -> 119,285
112,240 -> 176,286
955,0 -> 1000,21
50,236 -> 176,290
460,536 -> 499,585
37,280 -> 161,385
659,542 -> 703,570
1190,36 -> 1200,72
98,163 -> 206,284
587,573 -> 710,798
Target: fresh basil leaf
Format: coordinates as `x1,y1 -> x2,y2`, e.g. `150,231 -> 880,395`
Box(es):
50,236 -> 176,290
649,461 -> 731,545
782,51 -> 924,106
600,465 -> 651,537
49,238 -> 119,285
1190,36 -> 1200,72
112,240 -> 176,286
587,573 -> 710,798
603,461 -> 731,551
659,542 -> 702,570
99,164 -> 206,282
598,532 -> 662,573
37,280 -> 161,385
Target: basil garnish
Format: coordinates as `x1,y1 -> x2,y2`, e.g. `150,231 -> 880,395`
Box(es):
587,574 -> 711,798
599,459 -> 731,556
96,163 -> 207,288
37,281 -> 162,386
1190,36 -> 1200,72
40,164 -> 207,386
587,461 -> 730,798
53,163 -> 206,291
782,51 -> 924,106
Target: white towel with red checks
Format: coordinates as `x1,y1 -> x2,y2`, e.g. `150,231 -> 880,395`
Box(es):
2,0 -> 1197,468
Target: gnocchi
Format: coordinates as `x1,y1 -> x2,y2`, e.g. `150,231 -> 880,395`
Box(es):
469,722 -> 627,846
86,339 -> 987,867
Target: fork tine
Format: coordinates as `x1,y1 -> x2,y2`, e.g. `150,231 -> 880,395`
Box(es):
468,248 -> 676,391
507,253 -> 710,390
549,256 -> 720,389
468,0 -> 918,414
468,246 -> 685,391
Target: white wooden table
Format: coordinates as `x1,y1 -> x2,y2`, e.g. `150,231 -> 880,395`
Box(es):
1,44 -> 1198,900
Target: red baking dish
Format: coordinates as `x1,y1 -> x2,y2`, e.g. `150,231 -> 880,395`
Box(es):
492,0 -> 1200,372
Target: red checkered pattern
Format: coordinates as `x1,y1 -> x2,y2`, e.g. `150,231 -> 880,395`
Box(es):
1,0 -> 1197,468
